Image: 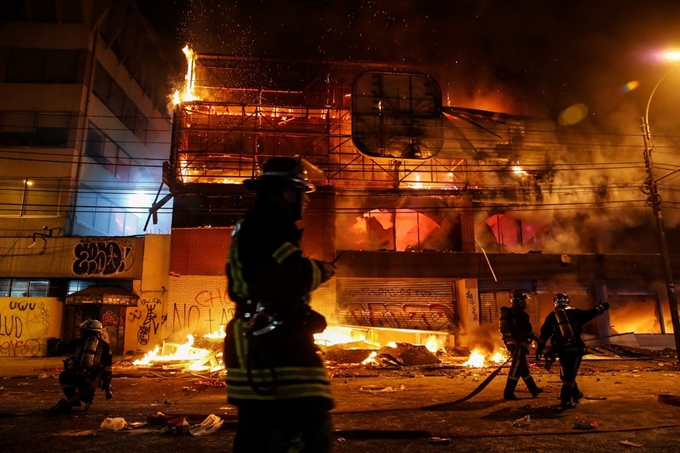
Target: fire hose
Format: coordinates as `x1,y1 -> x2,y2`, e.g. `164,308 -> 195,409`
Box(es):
331,354 -> 514,415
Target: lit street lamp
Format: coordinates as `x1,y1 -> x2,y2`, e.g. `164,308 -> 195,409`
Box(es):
640,53 -> 680,360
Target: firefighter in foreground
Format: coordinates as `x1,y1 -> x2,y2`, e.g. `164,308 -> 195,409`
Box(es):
53,319 -> 113,412
225,156 -> 337,453
536,292 -> 609,409
499,290 -> 543,400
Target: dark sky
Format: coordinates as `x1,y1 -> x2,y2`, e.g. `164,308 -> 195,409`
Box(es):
138,0 -> 680,127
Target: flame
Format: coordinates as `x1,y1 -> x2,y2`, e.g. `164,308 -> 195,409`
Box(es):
461,348 -> 508,368
173,44 -> 197,105
462,349 -> 486,367
424,335 -> 444,353
361,351 -> 378,365
314,325 -> 379,348
204,329 -> 226,339
132,334 -> 215,371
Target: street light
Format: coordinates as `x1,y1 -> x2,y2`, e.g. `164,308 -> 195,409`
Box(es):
640,53 -> 680,360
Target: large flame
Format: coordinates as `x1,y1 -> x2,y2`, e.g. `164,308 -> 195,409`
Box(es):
132,334 -> 219,372
173,45 -> 197,105
461,348 -> 508,368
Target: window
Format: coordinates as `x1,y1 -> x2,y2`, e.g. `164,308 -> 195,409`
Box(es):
5,48 -> 79,83
0,279 -> 50,297
22,178 -> 62,216
68,280 -> 95,294
92,63 -> 149,143
76,185 -> 140,236
0,177 -> 62,217
85,123 -> 133,182
0,111 -> 72,147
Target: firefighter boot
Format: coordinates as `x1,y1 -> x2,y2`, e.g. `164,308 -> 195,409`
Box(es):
559,385 -> 576,409
503,378 -> 520,400
524,376 -> 543,398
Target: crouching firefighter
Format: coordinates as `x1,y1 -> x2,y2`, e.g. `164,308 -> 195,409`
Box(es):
53,319 -> 113,412
225,156 -> 337,453
536,293 -> 609,409
499,290 -> 543,400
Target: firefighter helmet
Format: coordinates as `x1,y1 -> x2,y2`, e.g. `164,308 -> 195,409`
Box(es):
511,290 -> 528,310
244,157 -> 322,193
81,319 -> 103,333
554,292 -> 570,308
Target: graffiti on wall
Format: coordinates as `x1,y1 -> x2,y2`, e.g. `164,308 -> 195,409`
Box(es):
170,289 -> 235,336
128,298 -> 168,346
72,239 -> 134,276
339,302 -> 455,330
337,282 -> 457,331
0,298 -> 59,357
466,289 -> 478,322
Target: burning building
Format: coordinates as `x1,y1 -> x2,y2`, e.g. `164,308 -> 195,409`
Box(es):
156,50 -> 678,357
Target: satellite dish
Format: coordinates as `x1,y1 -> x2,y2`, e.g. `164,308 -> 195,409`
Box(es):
351,71 -> 444,160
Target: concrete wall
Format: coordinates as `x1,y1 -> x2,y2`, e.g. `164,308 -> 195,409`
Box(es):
0,297 -> 63,357
125,234 -> 171,353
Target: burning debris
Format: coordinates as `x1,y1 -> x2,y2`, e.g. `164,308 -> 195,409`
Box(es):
129,325 -> 512,374
132,334 -> 222,373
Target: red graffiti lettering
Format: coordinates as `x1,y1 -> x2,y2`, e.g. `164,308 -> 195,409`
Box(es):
194,289 -> 227,308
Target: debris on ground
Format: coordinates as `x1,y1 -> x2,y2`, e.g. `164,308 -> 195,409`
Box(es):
100,417 -> 126,431
512,415 -> 531,427
573,419 -> 598,429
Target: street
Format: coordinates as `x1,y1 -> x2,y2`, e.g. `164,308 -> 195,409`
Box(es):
1,355 -> 679,453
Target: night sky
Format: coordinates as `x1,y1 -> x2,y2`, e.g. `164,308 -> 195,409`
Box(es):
138,0 -> 680,126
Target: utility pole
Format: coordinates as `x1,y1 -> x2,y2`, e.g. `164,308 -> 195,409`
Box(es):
640,118 -> 680,361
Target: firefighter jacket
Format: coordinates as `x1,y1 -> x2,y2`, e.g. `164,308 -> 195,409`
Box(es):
56,335 -> 113,385
225,196 -> 334,411
499,306 -> 538,349
538,305 -> 607,354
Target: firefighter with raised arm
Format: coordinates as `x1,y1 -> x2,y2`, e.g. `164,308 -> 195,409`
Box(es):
536,292 -> 609,409
225,156 -> 336,453
500,290 -> 543,400
53,319 -> 113,413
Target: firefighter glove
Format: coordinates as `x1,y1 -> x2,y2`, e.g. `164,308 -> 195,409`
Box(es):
319,261 -> 337,282
599,302 -> 610,311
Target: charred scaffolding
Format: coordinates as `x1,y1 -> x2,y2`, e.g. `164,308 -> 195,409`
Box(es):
161,50 -> 679,354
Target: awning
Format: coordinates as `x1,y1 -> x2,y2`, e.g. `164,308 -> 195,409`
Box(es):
65,285 -> 139,306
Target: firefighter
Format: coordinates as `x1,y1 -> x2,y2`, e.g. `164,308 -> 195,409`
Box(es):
536,292 -> 609,409
54,319 -> 113,412
500,290 -> 543,400
225,156 -> 336,453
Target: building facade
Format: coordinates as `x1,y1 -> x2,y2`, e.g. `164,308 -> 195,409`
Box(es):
161,53 -> 680,351
0,0 -> 174,355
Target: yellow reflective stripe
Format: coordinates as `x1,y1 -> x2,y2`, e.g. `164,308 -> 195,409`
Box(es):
272,242 -> 299,264
227,366 -> 330,382
227,383 -> 333,401
226,365 -> 333,401
228,233 -> 248,298
310,259 -> 321,289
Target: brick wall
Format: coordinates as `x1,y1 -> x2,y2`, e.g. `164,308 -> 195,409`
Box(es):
461,210 -> 475,252
170,227 -> 232,276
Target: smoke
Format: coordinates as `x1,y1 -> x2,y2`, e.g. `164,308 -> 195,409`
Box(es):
465,323 -> 504,354
141,0 -> 680,252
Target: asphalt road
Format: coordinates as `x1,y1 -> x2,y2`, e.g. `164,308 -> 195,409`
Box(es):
1,356 -> 679,453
